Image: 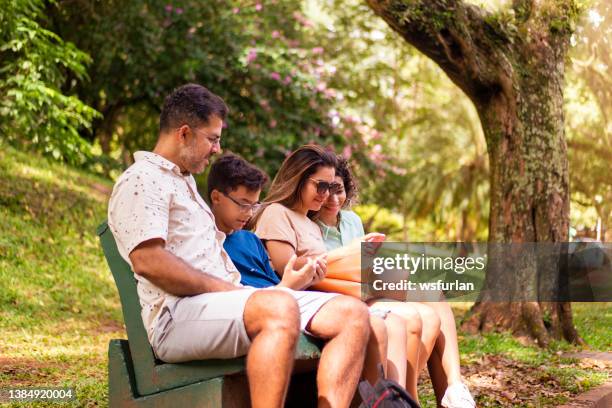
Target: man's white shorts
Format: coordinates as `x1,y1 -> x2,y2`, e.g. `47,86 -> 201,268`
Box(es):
151,287 -> 338,363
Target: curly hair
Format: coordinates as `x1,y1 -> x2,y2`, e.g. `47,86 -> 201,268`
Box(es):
335,155 -> 358,208
207,153 -> 269,201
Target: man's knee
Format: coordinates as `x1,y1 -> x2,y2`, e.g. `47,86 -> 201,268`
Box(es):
245,290 -> 300,336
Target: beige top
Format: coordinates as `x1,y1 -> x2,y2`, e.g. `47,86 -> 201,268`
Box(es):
108,151 -> 241,342
254,203 -> 327,258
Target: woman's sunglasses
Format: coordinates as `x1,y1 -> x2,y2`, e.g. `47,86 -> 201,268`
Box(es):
309,178 -> 342,195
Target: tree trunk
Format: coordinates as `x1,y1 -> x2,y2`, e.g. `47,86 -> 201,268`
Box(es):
366,0 -> 583,345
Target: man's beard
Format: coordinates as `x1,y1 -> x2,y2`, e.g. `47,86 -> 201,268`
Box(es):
179,149 -> 207,175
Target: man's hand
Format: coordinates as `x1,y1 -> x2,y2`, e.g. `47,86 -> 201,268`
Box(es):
278,254 -> 318,290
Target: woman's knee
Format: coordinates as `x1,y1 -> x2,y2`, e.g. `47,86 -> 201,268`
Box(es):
393,304 -> 422,337
419,305 -> 442,335
384,313 -> 408,340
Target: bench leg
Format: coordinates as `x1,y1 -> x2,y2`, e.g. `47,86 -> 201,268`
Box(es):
108,340 -> 226,407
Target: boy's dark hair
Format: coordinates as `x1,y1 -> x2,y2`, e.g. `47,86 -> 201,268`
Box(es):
335,155 -> 358,208
159,83 -> 228,132
207,153 -> 269,200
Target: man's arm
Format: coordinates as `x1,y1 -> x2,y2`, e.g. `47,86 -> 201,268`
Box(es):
129,239 -> 241,296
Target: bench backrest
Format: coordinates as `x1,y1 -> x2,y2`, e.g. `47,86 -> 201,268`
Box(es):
97,221 -> 159,378
98,220 -> 248,397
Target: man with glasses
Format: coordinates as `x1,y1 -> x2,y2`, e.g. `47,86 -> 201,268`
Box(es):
108,84 -> 374,408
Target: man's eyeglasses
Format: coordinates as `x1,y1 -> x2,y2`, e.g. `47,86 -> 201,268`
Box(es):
223,192 -> 262,213
190,127 -> 220,146
308,178 -> 342,195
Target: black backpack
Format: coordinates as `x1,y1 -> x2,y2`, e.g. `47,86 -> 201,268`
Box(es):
358,365 -> 420,408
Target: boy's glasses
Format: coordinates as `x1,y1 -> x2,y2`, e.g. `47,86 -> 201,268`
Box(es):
308,178 -> 342,195
223,192 -> 262,213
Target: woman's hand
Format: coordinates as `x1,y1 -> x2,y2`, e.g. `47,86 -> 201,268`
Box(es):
312,254 -> 327,284
362,232 -> 386,256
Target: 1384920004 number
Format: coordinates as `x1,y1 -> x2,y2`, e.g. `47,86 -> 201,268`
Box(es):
0,387 -> 76,402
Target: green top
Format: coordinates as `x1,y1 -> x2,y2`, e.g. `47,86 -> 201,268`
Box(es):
316,210 -> 365,251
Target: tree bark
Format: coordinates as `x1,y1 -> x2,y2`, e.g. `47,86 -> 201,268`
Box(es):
366,0 -> 583,345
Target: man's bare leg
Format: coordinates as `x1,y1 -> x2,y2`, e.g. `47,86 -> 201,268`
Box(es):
243,290 -> 300,408
306,296 -> 370,408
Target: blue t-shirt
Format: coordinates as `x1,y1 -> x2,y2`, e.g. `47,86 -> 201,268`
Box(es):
223,230 -> 280,288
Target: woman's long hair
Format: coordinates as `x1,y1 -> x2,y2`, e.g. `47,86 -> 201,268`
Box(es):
247,144 -> 337,229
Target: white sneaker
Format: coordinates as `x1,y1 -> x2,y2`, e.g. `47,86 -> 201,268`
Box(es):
441,382 -> 476,408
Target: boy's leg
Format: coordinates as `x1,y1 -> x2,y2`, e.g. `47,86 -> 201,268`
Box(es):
305,296 -> 370,408
383,313 -> 408,386
243,290 -> 301,408
363,315 -> 388,385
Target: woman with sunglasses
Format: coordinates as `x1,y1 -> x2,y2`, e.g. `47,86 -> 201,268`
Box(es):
313,156 -> 476,408
249,144 -> 426,400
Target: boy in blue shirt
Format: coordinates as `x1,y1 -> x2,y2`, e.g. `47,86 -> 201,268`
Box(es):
207,153 -> 320,290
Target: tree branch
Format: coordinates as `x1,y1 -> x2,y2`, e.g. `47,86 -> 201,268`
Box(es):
365,0 -> 515,105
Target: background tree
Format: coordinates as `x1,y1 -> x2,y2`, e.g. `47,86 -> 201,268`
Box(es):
45,0 -> 347,178
365,0 -> 583,346
0,0 -> 98,164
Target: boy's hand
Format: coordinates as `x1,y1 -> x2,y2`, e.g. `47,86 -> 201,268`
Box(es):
278,255 -> 317,290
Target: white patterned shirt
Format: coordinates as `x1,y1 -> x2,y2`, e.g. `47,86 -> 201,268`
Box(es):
108,151 -> 241,341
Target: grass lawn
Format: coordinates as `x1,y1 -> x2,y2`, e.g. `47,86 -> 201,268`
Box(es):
0,144 -> 609,407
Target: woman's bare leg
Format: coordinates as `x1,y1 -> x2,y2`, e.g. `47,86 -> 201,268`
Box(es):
369,300 -> 423,403
422,302 -> 462,386
410,303 -> 442,373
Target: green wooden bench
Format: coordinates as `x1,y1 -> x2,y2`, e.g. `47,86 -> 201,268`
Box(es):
97,220 -> 323,407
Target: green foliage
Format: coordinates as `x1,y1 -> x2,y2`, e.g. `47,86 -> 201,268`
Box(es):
48,0 -> 343,177
0,0 -> 99,164
566,1 -> 611,239
354,204 -> 403,237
